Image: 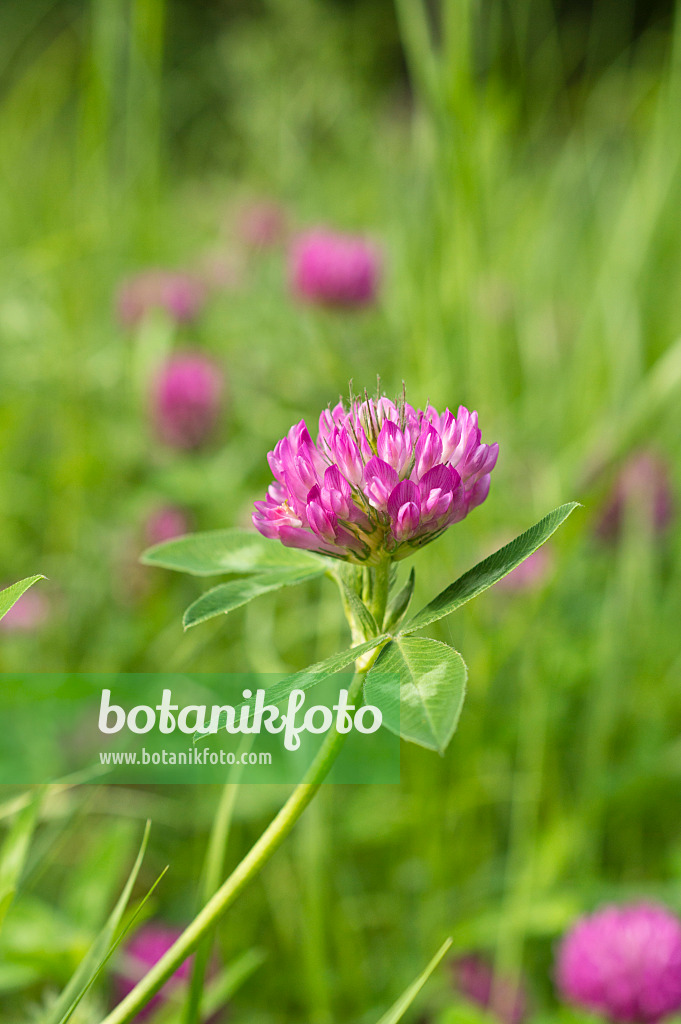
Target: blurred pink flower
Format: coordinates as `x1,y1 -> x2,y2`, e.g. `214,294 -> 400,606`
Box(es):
0,588 -> 49,632
116,270 -> 206,328
144,506 -> 192,547
113,924 -> 191,1020
289,229 -> 380,308
151,354 -> 224,450
496,544 -> 553,592
556,903 -> 681,1024
452,954 -> 529,1024
597,452 -> 673,541
237,200 -> 287,248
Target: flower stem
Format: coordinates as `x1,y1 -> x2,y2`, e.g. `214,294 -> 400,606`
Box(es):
368,558 -> 391,631
98,669 -> 368,1024
182,740 -> 247,1024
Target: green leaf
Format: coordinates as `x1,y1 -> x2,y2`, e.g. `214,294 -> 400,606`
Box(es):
198,635 -> 389,739
365,637 -> 467,753
339,578 -> 379,638
375,937 -> 453,1024
183,566 -> 325,629
402,503 -> 579,635
142,528 -> 323,577
0,789 -> 43,934
0,576 -> 45,621
237,635 -> 388,706
42,821 -> 154,1024
384,568 -> 416,632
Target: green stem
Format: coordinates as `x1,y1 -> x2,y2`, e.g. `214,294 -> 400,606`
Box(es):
98,669 -> 368,1024
183,742 -> 247,1024
368,558 -> 391,631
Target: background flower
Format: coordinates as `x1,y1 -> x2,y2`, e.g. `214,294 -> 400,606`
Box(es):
289,230 -> 380,307
0,587 -> 49,632
151,355 -> 224,450
596,452 -> 674,541
556,903 -> 681,1024
495,543 -> 553,592
144,506 -> 192,547
116,270 -> 207,327
236,199 -> 287,248
113,924 -> 192,1020
452,954 -> 528,1024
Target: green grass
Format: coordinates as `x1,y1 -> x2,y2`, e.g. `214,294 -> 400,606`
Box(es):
1,0 -> 681,1021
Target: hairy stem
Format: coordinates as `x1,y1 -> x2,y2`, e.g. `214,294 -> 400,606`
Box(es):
368,557 -> 391,631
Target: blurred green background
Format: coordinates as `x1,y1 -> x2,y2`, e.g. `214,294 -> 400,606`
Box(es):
1,0 -> 681,1021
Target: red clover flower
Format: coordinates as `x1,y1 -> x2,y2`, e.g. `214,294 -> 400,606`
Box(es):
289,229 -> 380,307
152,354 -> 224,450
253,388 -> 498,563
556,903 -> 681,1024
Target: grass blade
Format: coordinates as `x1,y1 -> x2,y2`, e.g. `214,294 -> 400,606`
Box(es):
375,937 -> 453,1024
151,948 -> 266,1024
0,788 -> 43,933
42,820 -> 154,1024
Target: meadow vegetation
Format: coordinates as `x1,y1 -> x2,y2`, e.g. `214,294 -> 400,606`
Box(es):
1,1 -> 680,1021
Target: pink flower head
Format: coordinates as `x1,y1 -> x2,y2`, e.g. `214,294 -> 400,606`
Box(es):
0,588 -> 49,632
145,506 -> 192,547
289,230 -> 380,308
113,924 -> 190,1020
237,200 -> 287,248
151,354 -> 224,450
452,954 -> 528,1024
116,270 -> 206,328
597,452 -> 674,541
253,388 -> 498,564
556,903 -> 681,1023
